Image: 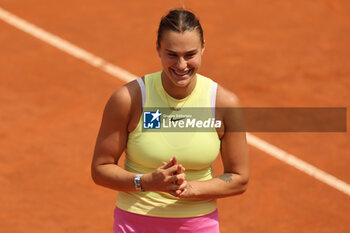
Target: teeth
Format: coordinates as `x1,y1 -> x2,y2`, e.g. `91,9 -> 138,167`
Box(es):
173,69 -> 191,76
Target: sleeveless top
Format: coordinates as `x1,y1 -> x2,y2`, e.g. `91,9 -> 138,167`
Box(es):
116,71 -> 221,218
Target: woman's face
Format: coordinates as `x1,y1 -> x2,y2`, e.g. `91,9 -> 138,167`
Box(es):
157,30 -> 204,88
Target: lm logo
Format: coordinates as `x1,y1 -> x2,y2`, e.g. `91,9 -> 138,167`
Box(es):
143,110 -> 161,129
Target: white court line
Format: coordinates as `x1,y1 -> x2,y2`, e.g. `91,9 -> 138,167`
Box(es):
1,7 -> 349,197
247,134 -> 350,195
0,7 -> 137,83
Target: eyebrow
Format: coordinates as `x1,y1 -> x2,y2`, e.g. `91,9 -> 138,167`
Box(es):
165,49 -> 198,54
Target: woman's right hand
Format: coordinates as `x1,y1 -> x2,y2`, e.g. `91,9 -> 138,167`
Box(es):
141,157 -> 187,195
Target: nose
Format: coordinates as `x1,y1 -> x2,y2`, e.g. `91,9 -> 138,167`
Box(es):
176,57 -> 187,70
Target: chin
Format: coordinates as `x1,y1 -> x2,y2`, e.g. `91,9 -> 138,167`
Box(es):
168,68 -> 196,87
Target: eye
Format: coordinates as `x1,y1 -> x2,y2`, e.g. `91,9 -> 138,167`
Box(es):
167,54 -> 177,57
185,53 -> 195,59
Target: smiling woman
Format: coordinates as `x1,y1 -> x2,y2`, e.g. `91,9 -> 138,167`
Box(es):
91,8 -> 249,233
158,30 -> 204,96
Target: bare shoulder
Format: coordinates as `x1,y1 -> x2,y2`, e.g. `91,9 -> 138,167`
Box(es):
103,79 -> 141,123
215,84 -> 246,135
216,84 -> 241,108
108,80 -> 139,106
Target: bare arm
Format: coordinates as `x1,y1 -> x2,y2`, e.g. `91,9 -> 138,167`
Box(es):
91,83 -> 137,191
178,85 -> 249,199
91,81 -> 186,193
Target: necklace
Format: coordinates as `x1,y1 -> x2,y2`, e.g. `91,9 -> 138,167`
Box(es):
164,93 -> 188,111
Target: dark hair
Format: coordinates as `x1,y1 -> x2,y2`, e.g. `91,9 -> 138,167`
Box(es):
157,8 -> 204,47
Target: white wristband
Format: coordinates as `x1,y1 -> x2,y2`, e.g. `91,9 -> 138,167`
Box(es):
134,174 -> 144,191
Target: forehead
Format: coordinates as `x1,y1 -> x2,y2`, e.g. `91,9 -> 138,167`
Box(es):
159,30 -> 202,51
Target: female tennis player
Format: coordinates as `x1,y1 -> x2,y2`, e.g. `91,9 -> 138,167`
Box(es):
91,8 -> 249,233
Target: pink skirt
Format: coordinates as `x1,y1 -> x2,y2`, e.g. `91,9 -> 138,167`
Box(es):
114,207 -> 220,233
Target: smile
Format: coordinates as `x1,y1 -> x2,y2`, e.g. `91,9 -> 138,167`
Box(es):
171,69 -> 193,77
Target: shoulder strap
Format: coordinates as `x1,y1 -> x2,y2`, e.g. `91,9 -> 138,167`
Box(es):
136,77 -> 146,108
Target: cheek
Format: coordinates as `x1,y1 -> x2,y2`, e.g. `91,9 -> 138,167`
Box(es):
161,57 -> 176,67
189,57 -> 202,68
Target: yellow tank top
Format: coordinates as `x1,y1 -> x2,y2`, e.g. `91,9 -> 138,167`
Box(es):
116,71 -> 220,217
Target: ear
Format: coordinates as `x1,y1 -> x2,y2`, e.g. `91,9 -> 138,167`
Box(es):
156,43 -> 161,57
201,39 -> 206,55
201,46 -> 205,56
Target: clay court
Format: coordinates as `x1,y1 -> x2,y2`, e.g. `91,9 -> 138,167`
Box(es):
1,0 -> 349,232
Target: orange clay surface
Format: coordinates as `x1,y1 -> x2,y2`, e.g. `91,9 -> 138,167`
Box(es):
1,0 -> 350,232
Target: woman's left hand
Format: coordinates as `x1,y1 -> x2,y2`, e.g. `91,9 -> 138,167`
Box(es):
172,181 -> 199,198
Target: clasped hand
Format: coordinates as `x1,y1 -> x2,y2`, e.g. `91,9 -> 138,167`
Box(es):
141,157 -> 192,197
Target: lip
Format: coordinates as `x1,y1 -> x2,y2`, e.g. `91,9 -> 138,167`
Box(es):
170,68 -> 193,79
